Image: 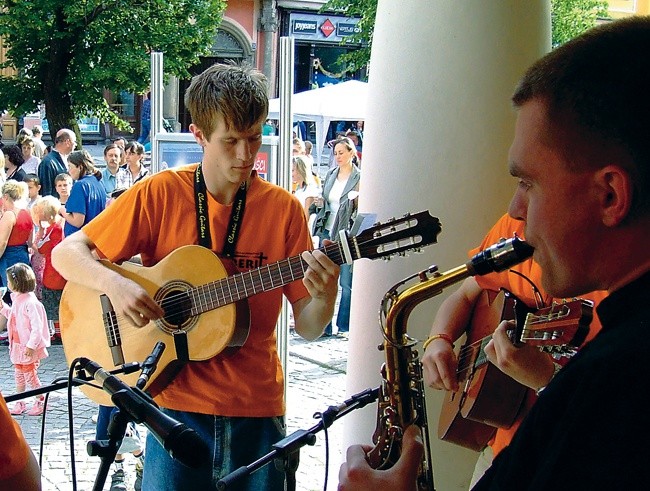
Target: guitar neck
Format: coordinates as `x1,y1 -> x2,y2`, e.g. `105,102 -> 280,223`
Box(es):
472,336 -> 493,368
189,241 -> 347,315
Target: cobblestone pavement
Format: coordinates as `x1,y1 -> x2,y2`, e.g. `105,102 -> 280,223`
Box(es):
1,333 -> 350,491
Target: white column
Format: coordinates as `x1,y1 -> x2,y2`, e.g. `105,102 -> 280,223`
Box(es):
341,1 -> 550,489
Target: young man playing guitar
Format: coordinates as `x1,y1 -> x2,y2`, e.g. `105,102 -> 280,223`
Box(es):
52,64 -> 340,490
422,213 -> 606,485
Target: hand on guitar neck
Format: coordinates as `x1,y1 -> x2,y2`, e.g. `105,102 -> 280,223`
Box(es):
483,320 -> 556,391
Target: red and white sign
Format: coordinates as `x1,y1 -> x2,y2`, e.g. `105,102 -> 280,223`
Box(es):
254,152 -> 268,174
320,19 -> 335,38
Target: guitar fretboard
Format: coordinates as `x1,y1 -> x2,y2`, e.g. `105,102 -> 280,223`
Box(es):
474,337 -> 492,369
186,241 -> 349,315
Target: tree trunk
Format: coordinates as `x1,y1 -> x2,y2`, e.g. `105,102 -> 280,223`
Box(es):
41,6 -> 82,148
44,99 -> 82,150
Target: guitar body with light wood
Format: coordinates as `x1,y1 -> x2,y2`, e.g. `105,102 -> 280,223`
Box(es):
60,246 -> 249,406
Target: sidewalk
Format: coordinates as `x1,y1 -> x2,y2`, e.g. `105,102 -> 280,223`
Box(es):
1,333 -> 350,491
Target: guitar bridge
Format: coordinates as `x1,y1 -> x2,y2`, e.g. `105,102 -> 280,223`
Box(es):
100,294 -> 125,366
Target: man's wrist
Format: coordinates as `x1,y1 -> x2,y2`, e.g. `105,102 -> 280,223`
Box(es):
535,362 -> 563,395
423,333 -> 455,351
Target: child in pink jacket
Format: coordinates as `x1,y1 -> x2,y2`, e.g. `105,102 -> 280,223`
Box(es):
2,262 -> 50,416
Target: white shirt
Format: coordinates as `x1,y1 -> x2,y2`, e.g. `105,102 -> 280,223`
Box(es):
22,156 -> 40,175
325,178 -> 346,231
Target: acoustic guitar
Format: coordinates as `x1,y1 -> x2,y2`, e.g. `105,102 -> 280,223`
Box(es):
438,290 -> 593,451
60,211 -> 441,405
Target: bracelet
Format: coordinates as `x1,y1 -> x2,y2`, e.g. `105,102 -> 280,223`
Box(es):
422,333 -> 454,351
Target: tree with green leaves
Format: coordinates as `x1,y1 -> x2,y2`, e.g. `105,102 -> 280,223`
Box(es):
552,0 -> 609,46
323,0 -> 609,75
0,0 -> 226,142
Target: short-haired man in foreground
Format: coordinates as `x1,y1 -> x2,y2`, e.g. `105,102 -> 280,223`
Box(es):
339,16 -> 650,491
53,64 -> 339,490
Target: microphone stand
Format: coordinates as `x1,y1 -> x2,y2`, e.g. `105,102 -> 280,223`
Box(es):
217,387 -> 379,491
84,343 -> 166,491
3,362 -> 141,403
3,361 -> 141,490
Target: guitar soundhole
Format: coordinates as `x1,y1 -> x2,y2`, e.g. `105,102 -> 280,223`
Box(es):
155,281 -> 196,333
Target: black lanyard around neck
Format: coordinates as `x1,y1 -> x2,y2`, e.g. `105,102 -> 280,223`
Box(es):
194,164 -> 247,257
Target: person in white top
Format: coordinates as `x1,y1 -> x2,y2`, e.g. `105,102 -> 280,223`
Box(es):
31,125 -> 47,159
20,137 -> 41,175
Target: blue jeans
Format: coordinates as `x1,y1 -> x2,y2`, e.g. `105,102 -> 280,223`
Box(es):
0,244 -> 30,289
142,409 -> 286,491
321,227 -> 353,336
138,119 -> 151,144
96,405 -> 143,454
324,263 -> 352,335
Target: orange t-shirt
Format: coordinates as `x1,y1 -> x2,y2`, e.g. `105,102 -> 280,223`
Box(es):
0,395 -> 30,480
83,167 -> 311,417
469,214 -> 607,455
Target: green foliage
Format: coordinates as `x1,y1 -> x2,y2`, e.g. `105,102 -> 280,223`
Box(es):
552,0 -> 610,46
320,0 -> 377,78
322,0 -> 610,73
0,0 -> 226,137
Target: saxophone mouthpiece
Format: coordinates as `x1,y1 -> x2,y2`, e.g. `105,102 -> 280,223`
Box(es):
467,236 -> 534,276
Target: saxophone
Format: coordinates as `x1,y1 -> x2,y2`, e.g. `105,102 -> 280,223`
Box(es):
367,237 -> 534,490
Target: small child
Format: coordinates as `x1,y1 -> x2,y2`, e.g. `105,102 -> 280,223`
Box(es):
30,196 -> 66,343
54,173 -> 72,207
2,263 -> 50,416
25,174 -> 45,301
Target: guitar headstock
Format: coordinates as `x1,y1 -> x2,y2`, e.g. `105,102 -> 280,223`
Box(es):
521,299 -> 594,354
350,211 -> 441,261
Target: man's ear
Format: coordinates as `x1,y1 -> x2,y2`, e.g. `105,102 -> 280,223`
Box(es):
596,165 -> 633,227
189,124 -> 206,147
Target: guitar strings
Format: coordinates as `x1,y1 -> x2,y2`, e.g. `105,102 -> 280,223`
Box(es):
104,242 -> 347,336
126,216 -> 427,322
100,221 -> 425,344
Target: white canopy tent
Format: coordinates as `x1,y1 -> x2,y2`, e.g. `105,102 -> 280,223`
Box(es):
267,80 -> 368,165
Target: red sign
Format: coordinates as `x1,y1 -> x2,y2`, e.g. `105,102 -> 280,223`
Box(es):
320,19 -> 335,38
254,152 -> 268,173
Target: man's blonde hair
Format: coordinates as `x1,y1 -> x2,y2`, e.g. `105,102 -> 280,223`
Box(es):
184,63 -> 269,139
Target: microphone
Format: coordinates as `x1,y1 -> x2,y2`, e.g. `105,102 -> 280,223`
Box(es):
136,342 -> 166,389
80,357 -> 208,468
467,236 -> 534,276
319,387 -> 379,428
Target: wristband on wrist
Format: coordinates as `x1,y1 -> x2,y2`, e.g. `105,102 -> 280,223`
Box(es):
422,333 -> 455,351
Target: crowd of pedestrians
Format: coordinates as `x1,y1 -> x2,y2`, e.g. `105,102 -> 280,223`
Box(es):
0,128 -> 151,490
